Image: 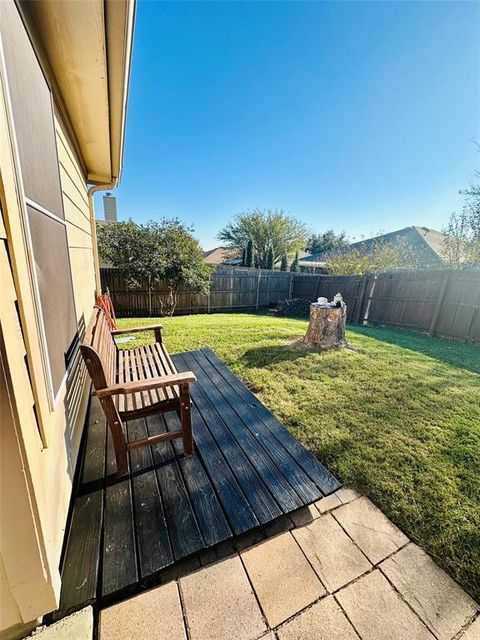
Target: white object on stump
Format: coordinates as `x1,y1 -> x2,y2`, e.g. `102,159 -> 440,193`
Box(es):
302,293 -> 347,349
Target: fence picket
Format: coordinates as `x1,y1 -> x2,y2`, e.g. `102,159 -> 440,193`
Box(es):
429,272 -> 450,336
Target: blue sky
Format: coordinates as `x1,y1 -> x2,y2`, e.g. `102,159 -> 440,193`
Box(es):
100,0 -> 480,249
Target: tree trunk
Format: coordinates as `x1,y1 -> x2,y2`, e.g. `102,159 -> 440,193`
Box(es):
302,303 -> 347,349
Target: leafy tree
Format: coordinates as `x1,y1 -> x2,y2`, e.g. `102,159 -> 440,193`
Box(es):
290,250 -> 300,272
326,238 -> 419,275
266,242 -> 274,270
241,246 -> 246,267
307,229 -> 349,255
97,218 -> 212,316
280,251 -> 288,271
245,237 -> 255,268
442,170 -> 480,266
218,209 -> 308,269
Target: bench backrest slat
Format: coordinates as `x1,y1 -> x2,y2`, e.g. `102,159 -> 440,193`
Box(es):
81,307 -> 117,390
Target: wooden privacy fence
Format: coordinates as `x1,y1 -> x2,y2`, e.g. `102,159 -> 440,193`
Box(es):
100,265 -> 480,343
293,274 -> 368,323
100,266 -> 293,317
293,268 -> 480,343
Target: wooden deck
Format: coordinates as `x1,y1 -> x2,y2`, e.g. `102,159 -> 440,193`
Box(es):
58,348 -> 341,616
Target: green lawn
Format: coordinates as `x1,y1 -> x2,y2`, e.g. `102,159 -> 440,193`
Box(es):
117,313 -> 480,601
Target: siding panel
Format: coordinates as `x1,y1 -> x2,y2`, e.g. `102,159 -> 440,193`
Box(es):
55,116 -> 95,324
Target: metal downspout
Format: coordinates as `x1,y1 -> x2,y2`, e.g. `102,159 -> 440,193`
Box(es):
87,181 -> 117,296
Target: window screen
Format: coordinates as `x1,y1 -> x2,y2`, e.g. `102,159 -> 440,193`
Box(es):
0,1 -> 64,217
1,3 -> 78,397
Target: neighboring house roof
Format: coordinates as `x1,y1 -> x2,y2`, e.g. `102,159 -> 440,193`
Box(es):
204,248 -> 312,268
298,259 -> 327,269
22,0 -> 135,185
416,226 -> 448,257
301,226 -> 447,268
203,247 -> 242,265
273,249 -> 310,267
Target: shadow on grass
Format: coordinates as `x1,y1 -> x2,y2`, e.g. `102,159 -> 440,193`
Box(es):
348,325 -> 480,375
237,319 -> 480,375
239,340 -> 340,369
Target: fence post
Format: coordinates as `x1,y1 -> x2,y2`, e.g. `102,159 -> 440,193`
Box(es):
313,275 -> 322,302
355,274 -> 370,324
429,272 -> 450,336
256,269 -> 261,310
289,273 -> 294,300
207,273 -> 211,314
362,274 -> 377,324
467,302 -> 479,342
148,276 -> 152,316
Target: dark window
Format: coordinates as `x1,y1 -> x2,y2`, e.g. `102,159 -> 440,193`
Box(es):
27,206 -> 77,392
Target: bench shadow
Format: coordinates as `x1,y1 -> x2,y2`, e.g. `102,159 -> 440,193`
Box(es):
348,325 -> 480,375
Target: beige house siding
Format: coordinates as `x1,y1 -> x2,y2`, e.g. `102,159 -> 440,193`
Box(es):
0,26 -> 96,639
55,114 -> 94,468
0,559 -> 23,636
0,223 -> 58,634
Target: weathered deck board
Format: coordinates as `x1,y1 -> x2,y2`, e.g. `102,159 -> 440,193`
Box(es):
201,348 -> 341,496
80,396 -> 106,489
185,351 -> 304,513
102,479 -> 138,597
147,415 -> 205,560
127,419 -> 173,578
58,490 -> 103,613
179,350 -> 322,503
163,410 -> 232,547
178,352 -> 283,524
57,348 -> 340,616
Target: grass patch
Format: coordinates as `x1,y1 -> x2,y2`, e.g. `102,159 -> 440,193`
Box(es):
117,313 -> 480,600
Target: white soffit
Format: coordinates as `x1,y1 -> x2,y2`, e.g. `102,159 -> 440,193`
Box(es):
26,0 -> 112,183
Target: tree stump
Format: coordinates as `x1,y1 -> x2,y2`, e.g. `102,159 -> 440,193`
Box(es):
302,303 -> 347,349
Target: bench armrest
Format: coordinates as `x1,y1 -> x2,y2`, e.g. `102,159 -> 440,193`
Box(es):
112,324 -> 164,336
94,371 -> 196,398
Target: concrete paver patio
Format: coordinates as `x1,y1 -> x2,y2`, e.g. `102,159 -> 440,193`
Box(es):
336,569 -> 436,640
100,582 -> 186,640
241,531 -> 325,627
96,489 -> 479,640
26,608 -> 93,640
380,543 -> 478,640
179,554 -> 266,640
333,496 -> 409,564
292,513 -> 372,592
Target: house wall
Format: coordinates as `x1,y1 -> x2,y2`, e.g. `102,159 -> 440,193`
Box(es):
55,113 -> 94,470
0,7 -> 96,636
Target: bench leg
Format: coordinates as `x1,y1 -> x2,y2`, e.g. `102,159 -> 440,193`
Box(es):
100,398 -> 128,475
112,432 -> 128,476
179,383 -> 193,456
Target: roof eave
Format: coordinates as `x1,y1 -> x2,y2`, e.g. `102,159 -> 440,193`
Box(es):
21,0 -> 135,186
105,0 -> 136,186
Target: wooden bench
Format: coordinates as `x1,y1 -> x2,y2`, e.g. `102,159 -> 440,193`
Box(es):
81,307 -> 196,475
